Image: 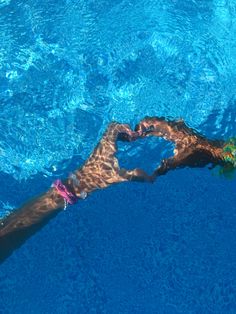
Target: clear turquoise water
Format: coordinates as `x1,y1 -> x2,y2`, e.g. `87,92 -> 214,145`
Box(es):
0,0 -> 236,313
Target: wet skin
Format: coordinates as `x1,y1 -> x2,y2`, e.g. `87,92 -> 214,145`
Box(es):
0,118 -> 227,262
0,122 -> 152,262
135,117 -> 225,176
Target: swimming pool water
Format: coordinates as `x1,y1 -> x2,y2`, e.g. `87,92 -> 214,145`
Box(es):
1,0 -> 236,181
0,0 -> 236,313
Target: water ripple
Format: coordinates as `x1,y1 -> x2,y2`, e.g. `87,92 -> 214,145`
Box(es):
0,0 -> 236,179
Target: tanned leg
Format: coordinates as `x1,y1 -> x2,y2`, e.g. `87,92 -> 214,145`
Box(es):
1,117 -> 224,263
77,122 -> 154,191
0,189 -> 64,263
105,123 -> 155,182
135,117 -> 225,177
0,122 -> 152,263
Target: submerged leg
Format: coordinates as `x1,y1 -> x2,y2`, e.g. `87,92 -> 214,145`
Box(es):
119,168 -> 154,182
89,122 -> 139,160
102,123 -> 154,182
81,122 -> 152,187
135,116 -> 199,142
154,146 -> 219,177
135,116 -> 221,177
154,153 -> 187,176
103,122 -> 139,146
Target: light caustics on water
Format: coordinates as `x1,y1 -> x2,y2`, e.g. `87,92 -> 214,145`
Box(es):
0,0 -> 236,180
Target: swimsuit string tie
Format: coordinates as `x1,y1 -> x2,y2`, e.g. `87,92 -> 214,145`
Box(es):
52,179 -> 78,210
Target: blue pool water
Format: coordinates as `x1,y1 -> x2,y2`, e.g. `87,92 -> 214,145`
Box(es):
1,0 -> 236,312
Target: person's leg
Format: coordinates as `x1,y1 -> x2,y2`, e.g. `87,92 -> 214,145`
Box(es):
85,122 -> 138,162
154,149 -> 192,176
119,168 -> 154,182
135,117 -> 225,177
103,123 -> 154,182
81,122 -> 154,185
135,116 -> 199,142
0,121 -> 151,263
